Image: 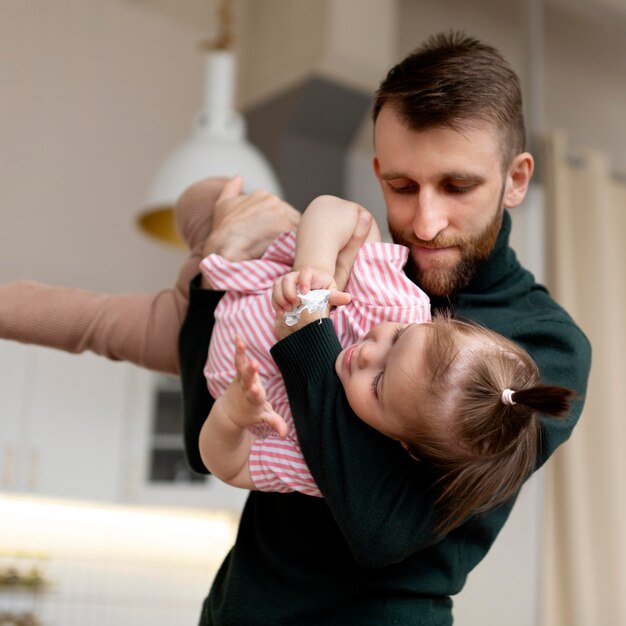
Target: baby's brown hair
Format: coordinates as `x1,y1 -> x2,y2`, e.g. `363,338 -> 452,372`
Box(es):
396,315 -> 574,535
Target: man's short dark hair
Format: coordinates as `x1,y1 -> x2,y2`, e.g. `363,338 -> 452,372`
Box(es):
373,31 -> 526,166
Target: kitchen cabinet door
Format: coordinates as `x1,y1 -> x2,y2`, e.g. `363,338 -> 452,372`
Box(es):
0,341 -> 31,491
0,341 -> 130,502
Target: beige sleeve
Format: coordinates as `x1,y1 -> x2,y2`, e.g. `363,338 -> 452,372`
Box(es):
0,177 -> 227,376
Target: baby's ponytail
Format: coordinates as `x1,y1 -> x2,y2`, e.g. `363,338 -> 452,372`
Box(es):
506,384 -> 575,417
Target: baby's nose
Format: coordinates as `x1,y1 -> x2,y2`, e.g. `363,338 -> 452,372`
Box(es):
358,342 -> 380,368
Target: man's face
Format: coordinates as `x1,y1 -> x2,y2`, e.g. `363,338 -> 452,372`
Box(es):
373,106 -> 516,297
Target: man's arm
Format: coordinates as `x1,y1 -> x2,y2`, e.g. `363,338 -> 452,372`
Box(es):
272,299 -> 591,567
271,320 -> 441,567
269,204 -> 439,565
179,276 -> 224,474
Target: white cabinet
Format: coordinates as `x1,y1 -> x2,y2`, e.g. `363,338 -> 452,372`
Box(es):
0,340 -> 246,513
0,342 -> 29,490
0,342 -> 130,501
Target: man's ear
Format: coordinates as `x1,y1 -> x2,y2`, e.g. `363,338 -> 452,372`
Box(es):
503,152 -> 534,208
372,157 -> 382,184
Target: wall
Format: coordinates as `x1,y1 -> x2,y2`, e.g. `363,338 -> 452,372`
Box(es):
0,0 -> 202,292
397,0 -> 626,175
545,2 -> 626,173
4,0 -> 622,286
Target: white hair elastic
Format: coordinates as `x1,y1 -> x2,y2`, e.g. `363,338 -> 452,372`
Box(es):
501,389 -> 516,406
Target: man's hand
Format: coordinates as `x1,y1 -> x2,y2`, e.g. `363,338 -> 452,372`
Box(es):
203,176 -> 301,261
334,207 -> 374,291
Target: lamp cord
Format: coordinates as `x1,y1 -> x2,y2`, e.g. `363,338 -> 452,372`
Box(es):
206,0 -> 234,51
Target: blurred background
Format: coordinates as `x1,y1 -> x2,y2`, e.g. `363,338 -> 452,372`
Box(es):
1,1 -> 624,625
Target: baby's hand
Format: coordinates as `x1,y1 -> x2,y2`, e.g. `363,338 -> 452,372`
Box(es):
221,335 -> 288,436
271,268 -> 351,314
272,269 -> 351,340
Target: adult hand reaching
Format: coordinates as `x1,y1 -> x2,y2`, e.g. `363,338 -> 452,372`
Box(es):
202,175 -> 301,262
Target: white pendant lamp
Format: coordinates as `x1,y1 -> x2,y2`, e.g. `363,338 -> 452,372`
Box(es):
137,0 -> 282,247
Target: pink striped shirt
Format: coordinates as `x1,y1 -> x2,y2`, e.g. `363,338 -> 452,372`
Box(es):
200,231 -> 430,497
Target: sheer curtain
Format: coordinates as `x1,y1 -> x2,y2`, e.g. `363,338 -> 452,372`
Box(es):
540,132 -> 626,626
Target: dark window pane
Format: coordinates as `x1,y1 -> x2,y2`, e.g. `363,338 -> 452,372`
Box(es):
149,449 -> 207,483
153,390 -> 183,434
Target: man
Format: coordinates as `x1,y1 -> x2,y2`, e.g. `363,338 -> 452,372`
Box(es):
180,32 -> 590,625
0,32 -> 590,625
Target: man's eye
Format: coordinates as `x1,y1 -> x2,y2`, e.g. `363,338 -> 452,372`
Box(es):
446,183 -> 473,193
388,182 -> 416,194
371,371 -> 383,398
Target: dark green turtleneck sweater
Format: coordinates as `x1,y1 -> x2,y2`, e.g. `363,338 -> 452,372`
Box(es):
179,211 -> 591,625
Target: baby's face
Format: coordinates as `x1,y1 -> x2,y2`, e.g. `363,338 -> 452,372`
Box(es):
334,321 -> 431,440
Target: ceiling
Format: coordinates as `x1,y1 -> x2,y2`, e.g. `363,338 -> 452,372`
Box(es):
123,0 -> 626,32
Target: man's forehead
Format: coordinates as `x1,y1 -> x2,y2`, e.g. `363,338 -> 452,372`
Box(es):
374,107 -> 502,156
375,133 -> 502,181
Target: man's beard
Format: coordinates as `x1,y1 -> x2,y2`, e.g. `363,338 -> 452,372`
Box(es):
389,191 -> 505,298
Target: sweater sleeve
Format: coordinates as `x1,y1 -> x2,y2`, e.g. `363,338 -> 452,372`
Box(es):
179,275 -> 225,474
271,319 -> 441,568
0,274 -> 189,376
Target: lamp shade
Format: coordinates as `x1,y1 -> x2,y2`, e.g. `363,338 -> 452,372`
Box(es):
137,49 -> 282,247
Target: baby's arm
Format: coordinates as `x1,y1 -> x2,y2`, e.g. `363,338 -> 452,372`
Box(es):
273,195 -> 379,337
199,335 -> 288,489
294,195 -> 380,286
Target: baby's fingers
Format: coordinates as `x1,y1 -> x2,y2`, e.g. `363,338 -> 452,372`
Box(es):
262,405 -> 289,438
296,268 -> 314,295
272,273 -> 300,312
233,334 -> 249,373
234,335 -> 259,384
245,380 -> 267,406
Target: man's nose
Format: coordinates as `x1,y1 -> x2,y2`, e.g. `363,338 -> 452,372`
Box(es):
411,191 -> 448,242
